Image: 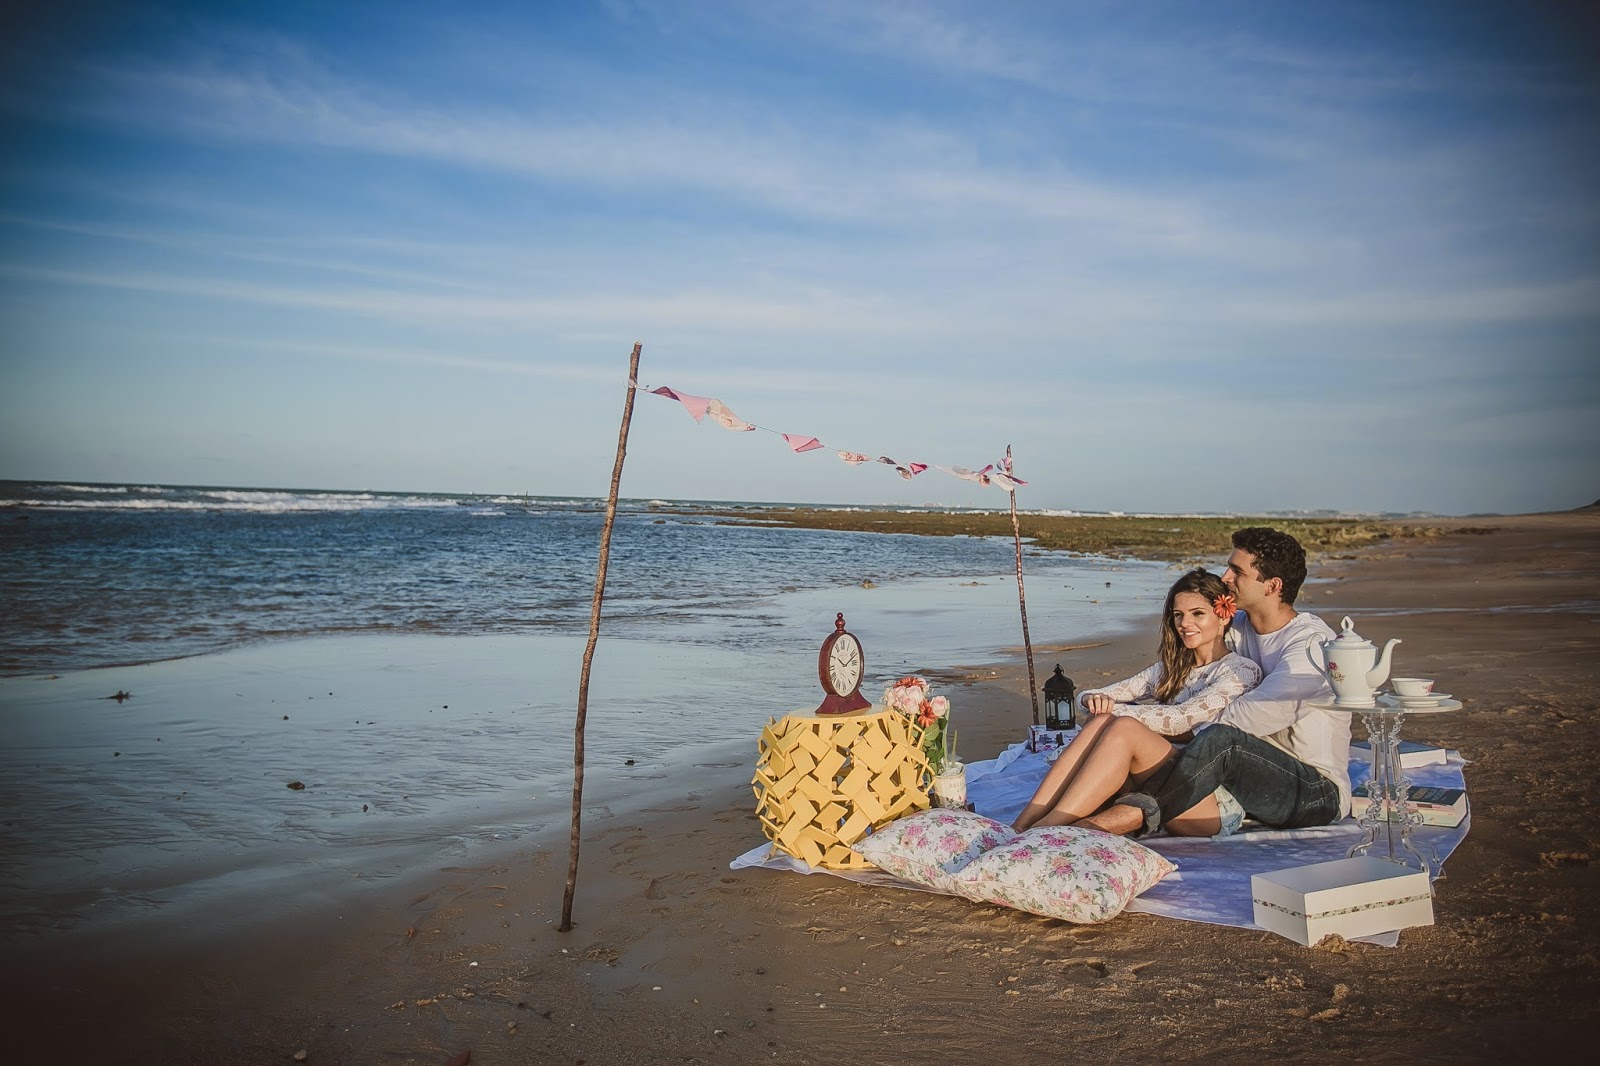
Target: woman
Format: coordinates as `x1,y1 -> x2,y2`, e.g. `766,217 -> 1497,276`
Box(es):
1012,569 -> 1260,833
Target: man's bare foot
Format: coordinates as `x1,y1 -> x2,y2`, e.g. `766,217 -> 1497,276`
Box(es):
1075,803 -> 1144,836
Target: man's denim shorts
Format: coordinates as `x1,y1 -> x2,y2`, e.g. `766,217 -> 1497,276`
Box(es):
1212,785 -> 1246,838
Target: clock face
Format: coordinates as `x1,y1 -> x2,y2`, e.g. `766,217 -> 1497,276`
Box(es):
826,633 -> 863,695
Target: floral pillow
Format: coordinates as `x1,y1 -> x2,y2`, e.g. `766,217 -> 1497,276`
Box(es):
851,809 -> 1016,894
949,825 -> 1176,924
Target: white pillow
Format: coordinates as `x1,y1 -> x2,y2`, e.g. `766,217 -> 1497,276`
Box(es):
950,825 -> 1176,923
851,809 -> 1016,893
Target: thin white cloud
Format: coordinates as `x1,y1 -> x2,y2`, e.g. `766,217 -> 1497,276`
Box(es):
0,212 -> 484,291
8,249 -> 1593,344
58,41 -> 1254,247
1206,278 -> 1600,328
0,262 -> 927,336
190,335 -> 618,383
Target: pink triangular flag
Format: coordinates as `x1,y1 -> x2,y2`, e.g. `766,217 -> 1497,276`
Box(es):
649,386 -> 712,423
782,434 -> 824,453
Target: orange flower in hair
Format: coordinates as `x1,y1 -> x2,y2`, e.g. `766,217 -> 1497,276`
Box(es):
1213,593 -> 1237,622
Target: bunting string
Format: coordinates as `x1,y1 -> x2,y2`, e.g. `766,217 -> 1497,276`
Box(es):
633,380 -> 1027,491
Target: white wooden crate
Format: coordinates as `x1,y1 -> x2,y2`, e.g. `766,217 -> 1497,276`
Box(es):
1251,856 -> 1433,947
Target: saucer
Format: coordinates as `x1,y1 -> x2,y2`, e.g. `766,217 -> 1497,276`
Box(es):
1376,693 -> 1463,712
1396,691 -> 1451,706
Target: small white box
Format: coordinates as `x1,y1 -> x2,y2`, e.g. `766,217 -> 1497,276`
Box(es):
1251,856 -> 1433,947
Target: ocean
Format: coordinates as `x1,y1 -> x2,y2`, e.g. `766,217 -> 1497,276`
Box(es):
0,480 -> 1178,941
0,480 -> 1173,678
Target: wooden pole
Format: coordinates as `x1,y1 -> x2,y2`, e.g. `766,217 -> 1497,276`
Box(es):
1006,445 -> 1040,725
560,341 -> 642,932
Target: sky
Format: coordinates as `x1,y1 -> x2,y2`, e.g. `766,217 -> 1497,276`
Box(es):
1,0 -> 1597,515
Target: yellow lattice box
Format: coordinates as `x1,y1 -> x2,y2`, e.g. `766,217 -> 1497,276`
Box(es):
751,707 -> 930,869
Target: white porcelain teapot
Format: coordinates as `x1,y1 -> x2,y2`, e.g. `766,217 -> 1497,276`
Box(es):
1306,616 -> 1401,707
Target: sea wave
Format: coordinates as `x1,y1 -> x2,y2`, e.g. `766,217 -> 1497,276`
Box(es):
194,489 -> 456,511
5,493 -> 463,513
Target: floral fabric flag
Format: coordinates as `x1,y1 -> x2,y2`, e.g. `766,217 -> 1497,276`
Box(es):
992,453 -> 1027,489
707,399 -> 754,432
837,451 -> 873,465
938,464 -> 994,484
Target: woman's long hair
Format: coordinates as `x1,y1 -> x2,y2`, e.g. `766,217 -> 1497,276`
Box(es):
1154,568 -> 1234,702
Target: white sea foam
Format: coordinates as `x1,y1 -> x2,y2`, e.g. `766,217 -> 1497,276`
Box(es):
11,492 -> 460,513
201,489 -> 366,504
481,495 -> 580,507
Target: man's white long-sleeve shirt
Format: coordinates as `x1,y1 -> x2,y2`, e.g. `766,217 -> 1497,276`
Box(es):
1200,610 -> 1350,816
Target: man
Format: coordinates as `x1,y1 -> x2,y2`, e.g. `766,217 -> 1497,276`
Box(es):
1091,527 -> 1346,837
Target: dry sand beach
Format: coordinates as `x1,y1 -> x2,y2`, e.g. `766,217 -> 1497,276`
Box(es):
5,510 -> 1598,1064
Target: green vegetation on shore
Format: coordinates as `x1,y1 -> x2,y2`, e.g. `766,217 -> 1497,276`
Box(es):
694,509 -> 1469,563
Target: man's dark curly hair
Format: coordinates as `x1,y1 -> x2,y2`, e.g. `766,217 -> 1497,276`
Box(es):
1231,527 -> 1308,605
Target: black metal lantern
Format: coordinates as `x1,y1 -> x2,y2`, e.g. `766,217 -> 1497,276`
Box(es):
1043,664 -> 1077,730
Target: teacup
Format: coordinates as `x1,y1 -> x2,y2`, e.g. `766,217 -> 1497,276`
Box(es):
1391,677 -> 1435,698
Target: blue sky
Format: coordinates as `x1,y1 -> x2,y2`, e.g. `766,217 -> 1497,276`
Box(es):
1,0 -> 1596,515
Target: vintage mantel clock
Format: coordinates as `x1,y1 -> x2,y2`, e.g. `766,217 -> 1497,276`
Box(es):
816,613 -> 872,716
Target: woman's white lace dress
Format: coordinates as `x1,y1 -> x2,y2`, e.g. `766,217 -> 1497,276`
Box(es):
1078,653 -> 1263,736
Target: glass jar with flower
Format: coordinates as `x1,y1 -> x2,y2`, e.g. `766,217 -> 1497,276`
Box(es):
881,676 -> 964,806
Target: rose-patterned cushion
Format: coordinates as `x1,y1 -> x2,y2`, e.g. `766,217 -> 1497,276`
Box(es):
949,825 -> 1176,923
850,809 -> 1016,893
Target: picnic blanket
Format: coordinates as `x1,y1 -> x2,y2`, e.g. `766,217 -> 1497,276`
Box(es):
732,737 -> 1471,945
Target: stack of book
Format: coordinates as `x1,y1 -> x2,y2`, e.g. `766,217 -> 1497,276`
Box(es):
1350,782 -> 1468,827
1029,724 -> 1075,753
1349,739 -> 1447,768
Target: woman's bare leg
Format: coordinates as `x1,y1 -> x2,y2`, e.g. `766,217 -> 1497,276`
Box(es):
1031,718 -> 1178,828
1011,714 -> 1116,831
1079,794 -> 1222,837
1163,795 -> 1223,836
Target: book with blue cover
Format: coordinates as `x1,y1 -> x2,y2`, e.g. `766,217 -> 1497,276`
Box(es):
1350,783 -> 1467,827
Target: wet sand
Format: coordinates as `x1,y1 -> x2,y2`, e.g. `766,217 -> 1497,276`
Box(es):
4,511 -> 1598,1063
